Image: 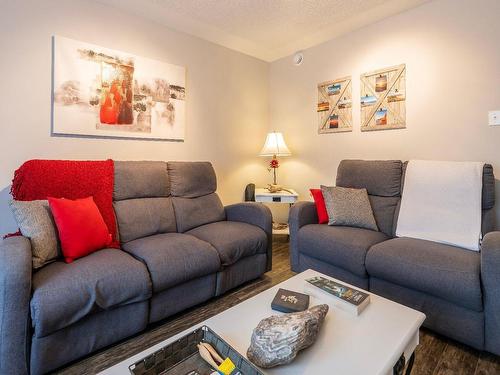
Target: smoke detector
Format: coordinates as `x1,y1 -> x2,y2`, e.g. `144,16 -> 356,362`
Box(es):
293,51 -> 304,66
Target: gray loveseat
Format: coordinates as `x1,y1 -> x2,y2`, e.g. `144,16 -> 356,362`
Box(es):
290,159 -> 500,355
0,161 -> 272,375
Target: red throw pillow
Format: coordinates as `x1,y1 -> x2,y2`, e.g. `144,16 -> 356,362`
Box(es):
310,189 -> 329,224
48,197 -> 112,263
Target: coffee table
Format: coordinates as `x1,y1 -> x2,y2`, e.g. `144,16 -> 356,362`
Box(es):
100,269 -> 426,375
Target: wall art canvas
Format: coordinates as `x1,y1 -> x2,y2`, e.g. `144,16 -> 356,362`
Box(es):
360,64 -> 405,131
317,76 -> 352,134
52,36 -> 186,140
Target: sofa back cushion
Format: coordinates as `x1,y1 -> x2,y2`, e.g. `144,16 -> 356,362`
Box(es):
482,164 -> 495,234
399,162 -> 496,235
336,160 -> 403,236
168,161 -> 217,198
113,161 -> 176,243
114,160 -> 170,200
168,162 -> 225,232
482,164 -> 495,209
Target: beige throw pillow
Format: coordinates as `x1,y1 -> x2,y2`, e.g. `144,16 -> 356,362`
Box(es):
9,200 -> 60,268
321,186 -> 378,231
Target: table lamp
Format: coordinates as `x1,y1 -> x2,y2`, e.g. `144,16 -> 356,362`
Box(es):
259,131 -> 291,193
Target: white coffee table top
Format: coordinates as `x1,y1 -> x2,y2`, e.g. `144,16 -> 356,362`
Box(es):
100,269 -> 425,375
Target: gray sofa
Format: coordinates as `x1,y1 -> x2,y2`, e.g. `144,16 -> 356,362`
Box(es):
290,159 -> 500,355
0,161 -> 272,375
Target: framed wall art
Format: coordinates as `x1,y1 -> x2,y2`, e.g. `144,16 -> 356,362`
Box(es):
52,36 -> 186,141
317,76 -> 352,134
360,64 -> 406,131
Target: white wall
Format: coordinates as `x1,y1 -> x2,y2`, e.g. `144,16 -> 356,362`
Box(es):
2,0 -> 499,234
269,0 -> 500,225
0,0 -> 270,234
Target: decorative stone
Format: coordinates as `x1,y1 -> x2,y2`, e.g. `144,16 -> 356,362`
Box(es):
247,304 -> 329,368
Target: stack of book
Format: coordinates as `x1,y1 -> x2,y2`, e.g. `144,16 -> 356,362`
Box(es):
304,276 -> 370,315
271,288 -> 310,313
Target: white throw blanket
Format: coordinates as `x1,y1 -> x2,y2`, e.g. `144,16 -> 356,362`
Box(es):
396,160 -> 483,251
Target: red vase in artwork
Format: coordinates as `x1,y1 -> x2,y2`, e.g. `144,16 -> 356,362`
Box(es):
99,89 -> 118,124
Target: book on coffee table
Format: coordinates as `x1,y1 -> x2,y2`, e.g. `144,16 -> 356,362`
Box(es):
271,288 -> 310,313
305,276 -> 370,315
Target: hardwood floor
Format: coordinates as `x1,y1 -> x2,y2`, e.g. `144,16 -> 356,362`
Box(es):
55,237 -> 500,375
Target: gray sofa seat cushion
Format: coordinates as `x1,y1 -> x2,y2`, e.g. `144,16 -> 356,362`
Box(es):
297,224 -> 389,277
187,221 -> 268,266
366,237 -> 482,312
122,233 -> 221,293
31,249 -> 151,338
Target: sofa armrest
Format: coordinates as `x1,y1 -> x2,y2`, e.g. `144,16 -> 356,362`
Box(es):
0,236 -> 32,375
225,203 -> 273,271
289,201 -> 318,272
481,231 -> 500,355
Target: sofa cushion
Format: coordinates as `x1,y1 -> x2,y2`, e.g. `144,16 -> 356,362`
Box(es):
48,196 -> 112,263
9,199 -> 60,268
168,162 -> 217,198
31,249 -> 151,338
123,233 -> 221,293
402,162 -> 495,210
114,161 -> 169,201
309,189 -> 329,224
172,193 -> 226,233
336,160 -> 402,197
298,225 -> 389,277
187,221 -> 268,266
369,196 -> 400,237
366,237 -> 482,312
321,186 -> 378,231
482,164 -> 495,210
114,197 -> 177,243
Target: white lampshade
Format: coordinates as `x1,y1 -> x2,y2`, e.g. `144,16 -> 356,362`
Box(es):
259,132 -> 291,157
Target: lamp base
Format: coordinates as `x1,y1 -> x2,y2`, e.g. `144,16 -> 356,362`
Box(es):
267,184 -> 283,193
267,184 -> 294,195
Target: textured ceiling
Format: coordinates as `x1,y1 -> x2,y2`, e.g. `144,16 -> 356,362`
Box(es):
96,0 -> 430,61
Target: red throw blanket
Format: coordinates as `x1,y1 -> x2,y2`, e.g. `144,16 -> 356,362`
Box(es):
10,159 -> 119,248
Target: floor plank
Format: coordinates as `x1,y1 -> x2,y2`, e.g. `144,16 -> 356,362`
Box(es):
54,236 -> 500,375
475,352 -> 500,375
433,341 -> 479,375
412,329 -> 448,375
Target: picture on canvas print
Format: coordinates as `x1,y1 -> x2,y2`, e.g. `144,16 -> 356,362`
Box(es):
329,114 -> 339,128
52,36 -> 186,140
375,108 -> 388,125
327,83 -> 341,95
375,74 -> 387,92
360,95 -> 377,107
387,88 -> 405,102
360,64 -> 406,131
317,76 -> 352,134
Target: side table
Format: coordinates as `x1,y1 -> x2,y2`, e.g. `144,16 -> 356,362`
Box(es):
254,188 -> 298,235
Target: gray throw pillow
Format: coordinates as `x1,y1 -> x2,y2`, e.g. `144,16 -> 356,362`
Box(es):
321,186 -> 378,231
9,200 -> 60,268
